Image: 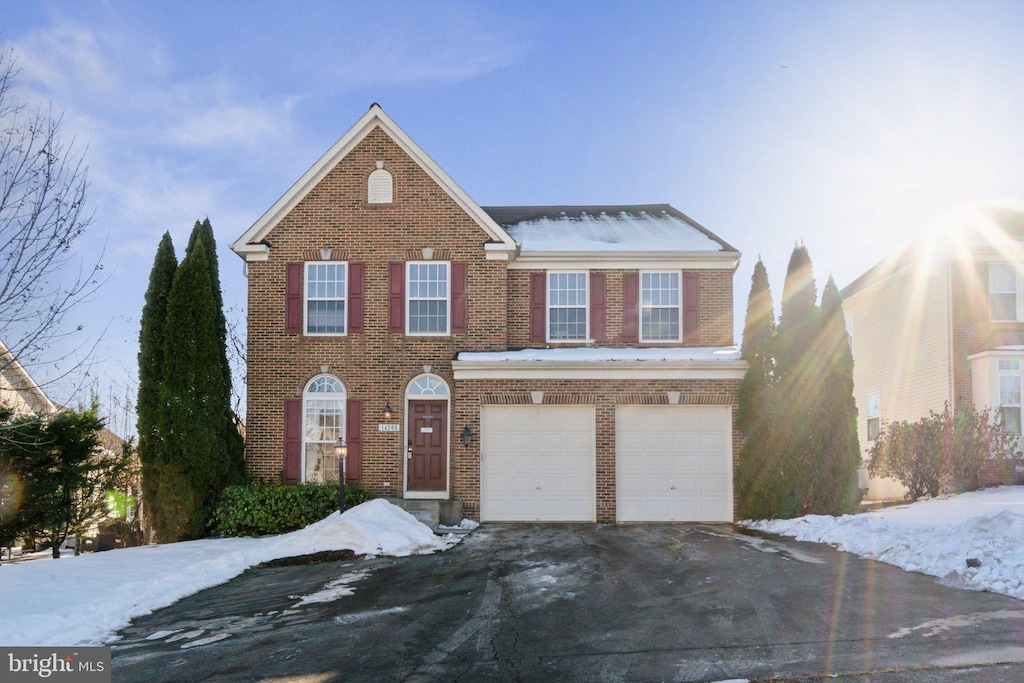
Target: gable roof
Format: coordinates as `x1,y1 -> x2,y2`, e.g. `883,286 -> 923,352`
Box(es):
484,204 -> 737,254
0,339 -> 57,416
231,104 -> 518,261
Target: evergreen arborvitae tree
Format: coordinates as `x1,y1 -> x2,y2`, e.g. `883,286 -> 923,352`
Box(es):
186,219 -> 245,482
809,277 -> 861,514
157,240 -> 233,540
137,233 -> 177,539
772,244 -> 820,518
736,260 -> 782,518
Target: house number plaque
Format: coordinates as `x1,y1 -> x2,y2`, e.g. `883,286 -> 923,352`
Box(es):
378,424 -> 400,432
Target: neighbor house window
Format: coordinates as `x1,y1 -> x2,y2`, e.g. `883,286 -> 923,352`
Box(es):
866,391 -> 881,441
989,263 -> 1018,322
303,375 -> 346,483
999,359 -> 1022,435
407,261 -> 449,335
305,262 -> 347,335
640,271 -> 681,342
547,271 -> 589,341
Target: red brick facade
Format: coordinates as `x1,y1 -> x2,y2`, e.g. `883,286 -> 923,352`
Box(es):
235,107 -> 744,521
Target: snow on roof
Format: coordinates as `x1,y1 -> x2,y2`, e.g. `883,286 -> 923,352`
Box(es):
484,205 -> 732,253
456,346 -> 741,363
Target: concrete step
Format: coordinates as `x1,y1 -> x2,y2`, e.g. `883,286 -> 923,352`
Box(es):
385,498 -> 463,531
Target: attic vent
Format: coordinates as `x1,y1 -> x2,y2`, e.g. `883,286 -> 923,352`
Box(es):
368,167 -> 393,204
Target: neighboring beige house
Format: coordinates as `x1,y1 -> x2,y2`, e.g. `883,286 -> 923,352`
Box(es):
0,339 -> 57,417
842,203 -> 1024,500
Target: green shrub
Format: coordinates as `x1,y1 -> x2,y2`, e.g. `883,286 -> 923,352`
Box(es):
211,482 -> 374,537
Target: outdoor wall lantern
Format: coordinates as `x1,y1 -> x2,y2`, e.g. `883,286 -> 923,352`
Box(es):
334,437 -> 348,512
383,401 -> 394,420
461,426 -> 473,447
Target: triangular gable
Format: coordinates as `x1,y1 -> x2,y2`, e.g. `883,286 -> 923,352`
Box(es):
0,338 -> 57,416
231,104 -> 518,261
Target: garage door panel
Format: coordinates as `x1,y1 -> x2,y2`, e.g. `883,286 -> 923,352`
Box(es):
481,406 -> 595,522
616,406 -> 733,522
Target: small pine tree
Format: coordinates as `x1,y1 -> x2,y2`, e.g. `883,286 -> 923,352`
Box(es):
809,277 -> 861,514
736,260 -> 783,518
137,233 -> 178,539
157,240 -> 233,540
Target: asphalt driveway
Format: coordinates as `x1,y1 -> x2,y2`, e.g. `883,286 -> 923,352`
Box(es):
111,524 -> 1024,682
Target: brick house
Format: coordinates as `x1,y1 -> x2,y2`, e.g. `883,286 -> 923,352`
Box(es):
230,104 -> 747,522
841,204 -> 1024,500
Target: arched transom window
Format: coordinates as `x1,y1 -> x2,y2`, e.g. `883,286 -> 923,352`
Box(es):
303,375 -> 346,482
406,374 -> 449,397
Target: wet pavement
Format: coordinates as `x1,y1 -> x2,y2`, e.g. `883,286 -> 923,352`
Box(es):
111,524 -> 1024,682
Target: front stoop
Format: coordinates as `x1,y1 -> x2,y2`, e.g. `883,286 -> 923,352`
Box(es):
387,499 -> 463,532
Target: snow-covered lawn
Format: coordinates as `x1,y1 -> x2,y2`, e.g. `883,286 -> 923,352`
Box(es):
0,499 -> 460,647
744,486 -> 1024,600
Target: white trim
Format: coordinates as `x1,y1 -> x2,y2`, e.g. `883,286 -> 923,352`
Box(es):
508,251 -> 739,270
406,261 -> 451,336
231,104 -> 517,259
303,261 -> 348,336
639,270 -> 683,344
546,270 -> 589,343
452,359 -> 748,380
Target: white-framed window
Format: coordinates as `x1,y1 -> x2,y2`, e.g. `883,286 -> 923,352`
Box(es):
999,359 -> 1022,435
305,262 -> 347,335
640,271 -> 681,342
866,391 -> 881,441
407,261 -> 449,335
368,168 -> 393,204
547,271 -> 589,341
303,375 -> 346,483
989,263 -> 1019,322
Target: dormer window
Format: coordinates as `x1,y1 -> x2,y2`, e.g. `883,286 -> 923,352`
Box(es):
368,163 -> 393,204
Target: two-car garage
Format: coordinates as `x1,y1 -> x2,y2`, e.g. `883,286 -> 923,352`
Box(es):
478,404 -> 733,523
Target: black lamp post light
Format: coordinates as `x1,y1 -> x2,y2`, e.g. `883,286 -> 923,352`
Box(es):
334,437 -> 348,512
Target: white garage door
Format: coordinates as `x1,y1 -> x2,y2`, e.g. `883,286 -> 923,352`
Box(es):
480,405 -> 595,522
616,405 -> 733,522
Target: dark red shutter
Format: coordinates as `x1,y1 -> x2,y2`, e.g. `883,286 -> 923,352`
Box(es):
348,262 -> 364,333
283,399 -> 302,484
388,262 -> 405,333
683,273 -> 701,343
590,272 -> 606,342
451,262 -> 468,334
346,399 -> 362,482
285,263 -> 303,334
621,272 -> 639,342
530,272 -> 547,343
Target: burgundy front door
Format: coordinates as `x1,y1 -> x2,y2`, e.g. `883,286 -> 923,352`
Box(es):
407,400 -> 448,491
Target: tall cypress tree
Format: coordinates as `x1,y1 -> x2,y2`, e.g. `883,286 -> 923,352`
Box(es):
157,240 -> 232,540
736,260 -> 783,518
137,233 -> 177,539
810,277 -> 861,514
772,244 -> 821,517
186,219 -> 244,481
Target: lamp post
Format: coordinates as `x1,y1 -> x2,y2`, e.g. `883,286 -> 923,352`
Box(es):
334,437 -> 348,512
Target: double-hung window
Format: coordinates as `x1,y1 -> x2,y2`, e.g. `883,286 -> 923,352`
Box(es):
305,262 -> 347,335
999,359 -> 1022,435
547,271 -> 588,341
989,263 -> 1019,322
866,391 -> 881,441
640,271 -> 681,342
407,261 -> 449,335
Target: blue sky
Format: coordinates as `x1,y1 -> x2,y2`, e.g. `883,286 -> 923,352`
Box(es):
5,1 -> 1024,430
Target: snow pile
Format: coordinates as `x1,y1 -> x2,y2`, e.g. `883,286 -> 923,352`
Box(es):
0,500 -> 457,646
744,487 -> 1024,600
456,346 -> 742,363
